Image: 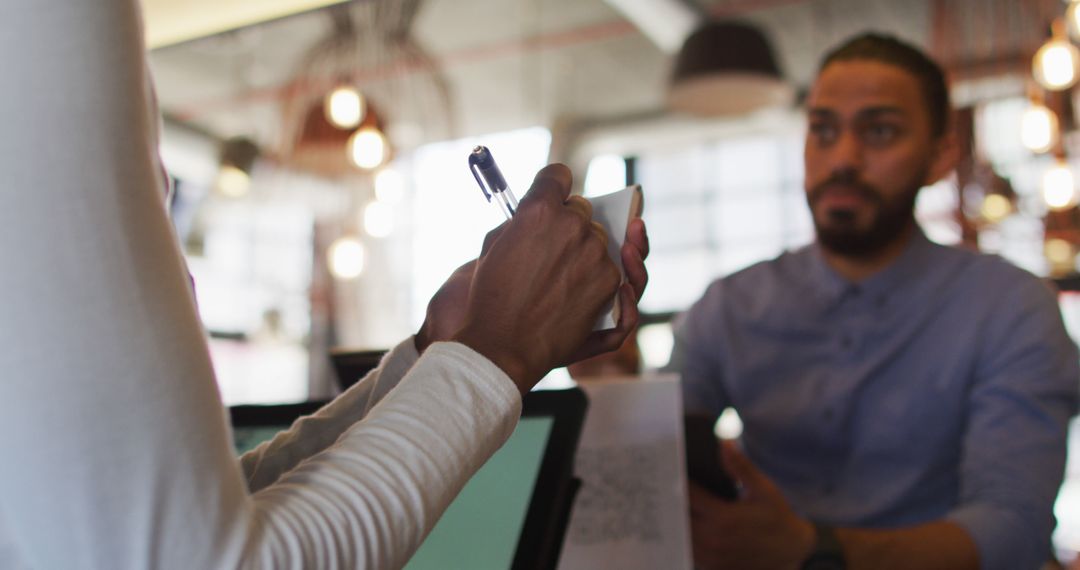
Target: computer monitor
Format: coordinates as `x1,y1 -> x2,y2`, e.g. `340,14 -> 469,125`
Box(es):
329,348 -> 387,392
229,387 -> 587,570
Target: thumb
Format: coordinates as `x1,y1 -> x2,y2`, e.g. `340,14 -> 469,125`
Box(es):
518,163 -> 573,207
720,439 -> 777,502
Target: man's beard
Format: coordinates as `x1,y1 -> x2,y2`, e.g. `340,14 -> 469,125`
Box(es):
807,173 -> 920,258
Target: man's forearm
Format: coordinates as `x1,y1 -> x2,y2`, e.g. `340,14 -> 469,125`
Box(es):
835,520 -> 979,570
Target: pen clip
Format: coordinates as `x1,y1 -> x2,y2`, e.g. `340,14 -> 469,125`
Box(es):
468,146 -> 508,203
469,161 -> 493,202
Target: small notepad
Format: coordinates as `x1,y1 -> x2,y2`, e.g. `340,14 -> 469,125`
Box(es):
587,184 -> 644,330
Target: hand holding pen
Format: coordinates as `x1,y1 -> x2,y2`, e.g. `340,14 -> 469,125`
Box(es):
445,163 -> 649,392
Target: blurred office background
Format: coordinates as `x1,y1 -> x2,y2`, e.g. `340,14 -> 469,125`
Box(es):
142,0 -> 1080,560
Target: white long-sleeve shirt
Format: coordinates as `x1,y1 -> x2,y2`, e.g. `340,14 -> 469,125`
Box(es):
0,1 -> 521,568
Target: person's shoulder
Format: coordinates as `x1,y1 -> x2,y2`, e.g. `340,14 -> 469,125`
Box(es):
934,242 -> 1056,305
692,248 -> 807,311
947,244 -> 1044,284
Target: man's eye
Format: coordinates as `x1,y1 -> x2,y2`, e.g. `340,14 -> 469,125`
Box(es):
809,122 -> 837,143
863,124 -> 899,144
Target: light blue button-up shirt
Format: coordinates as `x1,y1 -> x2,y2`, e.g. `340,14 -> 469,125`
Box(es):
670,229 -> 1079,569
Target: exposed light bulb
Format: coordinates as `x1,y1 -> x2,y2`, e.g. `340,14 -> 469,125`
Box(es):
328,236 -> 365,279
1020,104 -> 1058,153
363,201 -> 395,238
215,165 -> 251,198
1033,22 -> 1080,91
348,127 -> 388,170
1046,238 -> 1074,266
374,168 -> 405,204
1043,161 -> 1078,210
324,86 -> 365,129
1069,3 -> 1080,41
980,194 -> 1011,223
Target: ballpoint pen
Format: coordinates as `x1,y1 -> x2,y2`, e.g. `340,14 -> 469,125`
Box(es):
468,145 -> 519,220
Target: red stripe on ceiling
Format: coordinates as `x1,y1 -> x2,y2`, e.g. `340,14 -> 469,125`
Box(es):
172,0 -> 806,121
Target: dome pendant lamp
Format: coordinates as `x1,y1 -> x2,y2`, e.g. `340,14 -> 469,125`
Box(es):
668,21 -> 794,117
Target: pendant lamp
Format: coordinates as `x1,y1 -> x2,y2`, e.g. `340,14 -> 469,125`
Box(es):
669,21 -> 794,116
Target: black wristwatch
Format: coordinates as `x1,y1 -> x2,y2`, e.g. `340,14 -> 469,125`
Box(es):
801,522 -> 846,570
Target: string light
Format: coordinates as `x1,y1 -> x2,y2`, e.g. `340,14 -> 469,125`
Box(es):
1020,103 -> 1059,154
328,236 -> 365,279
1045,238 -> 1075,268
1043,160 -> 1078,211
324,86 -> 365,129
215,165 -> 251,198
1068,2 -> 1080,41
980,194 -> 1012,223
348,127 -> 388,170
1033,20 -> 1080,91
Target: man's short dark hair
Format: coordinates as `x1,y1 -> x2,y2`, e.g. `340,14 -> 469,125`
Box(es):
819,33 -> 950,138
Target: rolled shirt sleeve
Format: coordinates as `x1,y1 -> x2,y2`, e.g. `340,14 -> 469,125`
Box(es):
239,337 -> 421,492
947,278 -> 1079,570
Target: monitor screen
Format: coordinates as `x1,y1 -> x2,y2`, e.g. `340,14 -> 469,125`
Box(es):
230,388 -> 585,570
405,416 -> 554,569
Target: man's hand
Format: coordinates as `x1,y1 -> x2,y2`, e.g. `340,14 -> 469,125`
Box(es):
443,163 -> 645,393
690,440 -> 815,570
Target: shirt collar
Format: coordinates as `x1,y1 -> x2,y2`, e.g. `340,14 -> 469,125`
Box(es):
803,226 -> 937,310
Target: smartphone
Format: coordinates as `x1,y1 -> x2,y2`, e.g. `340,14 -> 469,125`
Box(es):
683,413 -> 738,500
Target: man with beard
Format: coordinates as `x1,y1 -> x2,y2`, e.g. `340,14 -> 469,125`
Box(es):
670,34 -> 1079,570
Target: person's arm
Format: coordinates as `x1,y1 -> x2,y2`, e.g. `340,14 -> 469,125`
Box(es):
238,336 -> 420,492
825,278 -> 1078,570
0,3 -> 640,568
826,277 -> 1078,570
831,522 -> 978,569
689,446 -> 978,570
689,276 -> 1077,570
934,276 -> 1078,570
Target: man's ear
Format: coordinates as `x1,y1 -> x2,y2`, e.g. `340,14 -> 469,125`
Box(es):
925,129 -> 959,186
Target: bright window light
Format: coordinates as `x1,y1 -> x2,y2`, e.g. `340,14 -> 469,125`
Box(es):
583,154 -> 627,197
409,127 -> 552,327
637,322 -> 674,369
716,407 -> 744,439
